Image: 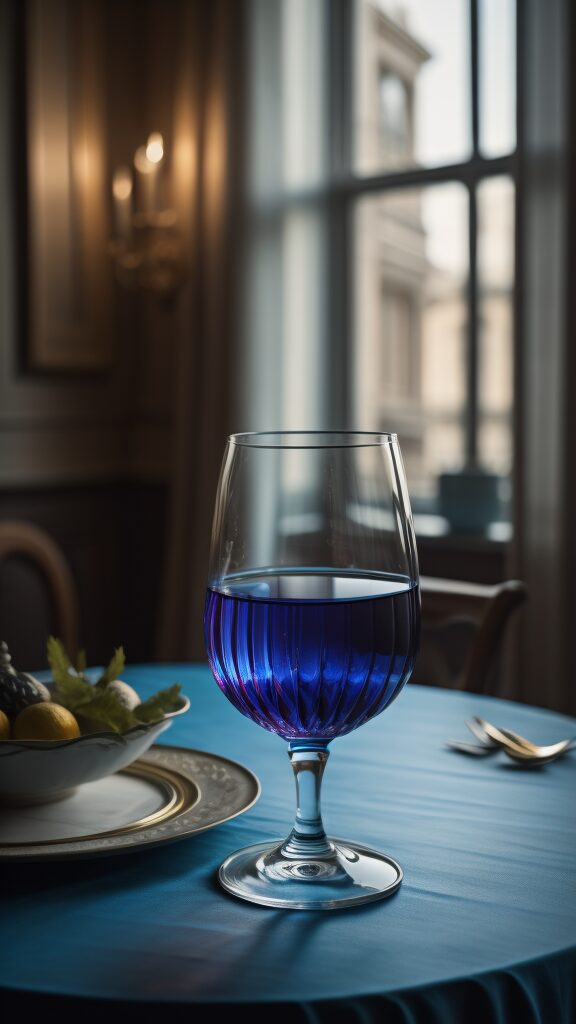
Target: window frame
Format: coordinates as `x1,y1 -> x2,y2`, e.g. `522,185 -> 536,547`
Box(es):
243,0 -> 576,711
245,0 -> 519,537
324,0 -> 518,475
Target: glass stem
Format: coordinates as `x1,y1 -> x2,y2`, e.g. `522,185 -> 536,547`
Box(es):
281,741 -> 333,859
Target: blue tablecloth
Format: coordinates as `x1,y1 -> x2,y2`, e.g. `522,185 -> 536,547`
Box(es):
1,665 -> 575,1023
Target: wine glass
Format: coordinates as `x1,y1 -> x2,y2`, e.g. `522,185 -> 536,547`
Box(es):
204,431 -> 420,909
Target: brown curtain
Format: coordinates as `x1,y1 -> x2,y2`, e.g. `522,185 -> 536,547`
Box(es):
158,0 -> 244,660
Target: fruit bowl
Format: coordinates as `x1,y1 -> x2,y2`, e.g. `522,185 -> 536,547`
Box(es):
0,641 -> 190,805
0,697 -> 190,804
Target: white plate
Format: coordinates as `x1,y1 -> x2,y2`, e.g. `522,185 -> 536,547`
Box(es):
0,696 -> 191,803
0,745 -> 260,861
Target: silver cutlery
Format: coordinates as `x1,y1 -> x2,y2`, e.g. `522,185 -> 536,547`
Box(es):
471,717 -> 575,763
447,716 -> 575,766
446,739 -> 496,757
465,717 -> 501,749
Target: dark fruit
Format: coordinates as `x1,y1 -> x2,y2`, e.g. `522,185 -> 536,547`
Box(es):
0,641 -> 51,716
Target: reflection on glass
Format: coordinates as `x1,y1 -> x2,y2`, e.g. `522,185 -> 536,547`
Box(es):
354,0 -> 470,174
354,184 -> 468,508
479,0 -> 516,157
477,176 -> 515,479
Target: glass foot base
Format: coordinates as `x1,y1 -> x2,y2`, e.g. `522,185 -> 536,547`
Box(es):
218,838 -> 403,910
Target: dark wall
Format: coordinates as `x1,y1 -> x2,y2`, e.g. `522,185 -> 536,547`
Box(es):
0,2 -> 177,674
0,483 -> 168,671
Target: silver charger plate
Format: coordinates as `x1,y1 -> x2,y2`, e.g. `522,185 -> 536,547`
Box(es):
0,745 -> 261,861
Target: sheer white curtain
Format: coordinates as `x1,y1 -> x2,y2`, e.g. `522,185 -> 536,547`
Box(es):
239,0 -> 330,436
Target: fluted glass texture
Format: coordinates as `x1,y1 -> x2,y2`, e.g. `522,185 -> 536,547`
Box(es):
205,432 -> 420,741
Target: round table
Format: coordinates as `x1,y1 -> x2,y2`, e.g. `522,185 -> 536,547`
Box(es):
1,665 -> 575,1023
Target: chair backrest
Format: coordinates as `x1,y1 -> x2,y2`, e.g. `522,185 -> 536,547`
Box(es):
415,575 -> 527,695
0,520 -> 79,665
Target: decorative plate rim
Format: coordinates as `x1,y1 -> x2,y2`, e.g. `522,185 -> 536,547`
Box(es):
0,743 -> 261,860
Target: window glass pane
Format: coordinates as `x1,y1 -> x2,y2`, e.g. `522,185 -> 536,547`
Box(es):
354,0 -> 470,174
479,0 -> 516,157
477,176 -> 514,492
353,184 -> 469,509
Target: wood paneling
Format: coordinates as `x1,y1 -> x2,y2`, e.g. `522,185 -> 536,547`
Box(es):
26,0 -> 112,371
0,1 -> 174,489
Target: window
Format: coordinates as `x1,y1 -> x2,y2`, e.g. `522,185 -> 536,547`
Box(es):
355,182 -> 470,504
243,0 -> 517,536
379,72 -> 409,158
353,0 -> 517,527
380,286 -> 416,399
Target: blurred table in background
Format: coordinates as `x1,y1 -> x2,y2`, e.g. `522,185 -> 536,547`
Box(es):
1,666 -> 575,1023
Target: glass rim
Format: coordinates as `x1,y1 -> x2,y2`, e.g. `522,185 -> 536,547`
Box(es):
228,431 -> 398,449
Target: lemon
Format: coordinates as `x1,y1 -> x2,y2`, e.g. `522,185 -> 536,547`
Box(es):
13,702 -> 80,741
0,708 -> 10,740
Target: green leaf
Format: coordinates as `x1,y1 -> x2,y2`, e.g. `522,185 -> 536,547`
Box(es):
134,684 -> 183,724
96,646 -> 126,689
52,671 -> 95,712
46,637 -> 187,734
47,635 -> 72,688
47,636 -> 95,711
78,690 -> 137,734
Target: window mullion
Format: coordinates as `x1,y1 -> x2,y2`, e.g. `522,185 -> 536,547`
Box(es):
467,0 -> 480,464
327,0 -> 353,426
467,184 -> 479,465
251,153 -> 517,218
471,0 -> 480,156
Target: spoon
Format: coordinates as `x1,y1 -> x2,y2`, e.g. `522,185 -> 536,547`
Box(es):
465,718 -> 501,749
497,725 -> 576,756
472,717 -> 575,762
500,745 -> 573,767
447,719 -> 519,757
466,718 -> 547,753
446,739 -> 496,757
447,734 -> 570,765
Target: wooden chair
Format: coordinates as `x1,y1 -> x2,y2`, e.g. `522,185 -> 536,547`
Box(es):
0,520 -> 79,664
416,575 -> 527,695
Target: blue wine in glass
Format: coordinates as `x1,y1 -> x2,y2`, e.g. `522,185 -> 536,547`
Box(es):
204,432 -> 420,909
205,570 -> 418,739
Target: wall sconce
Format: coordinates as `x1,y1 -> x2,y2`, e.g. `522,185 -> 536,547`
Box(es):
109,133 -> 185,297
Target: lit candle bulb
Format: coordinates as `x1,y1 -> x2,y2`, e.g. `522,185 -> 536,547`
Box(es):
134,133 -> 164,215
146,132 -> 164,165
112,166 -> 133,239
